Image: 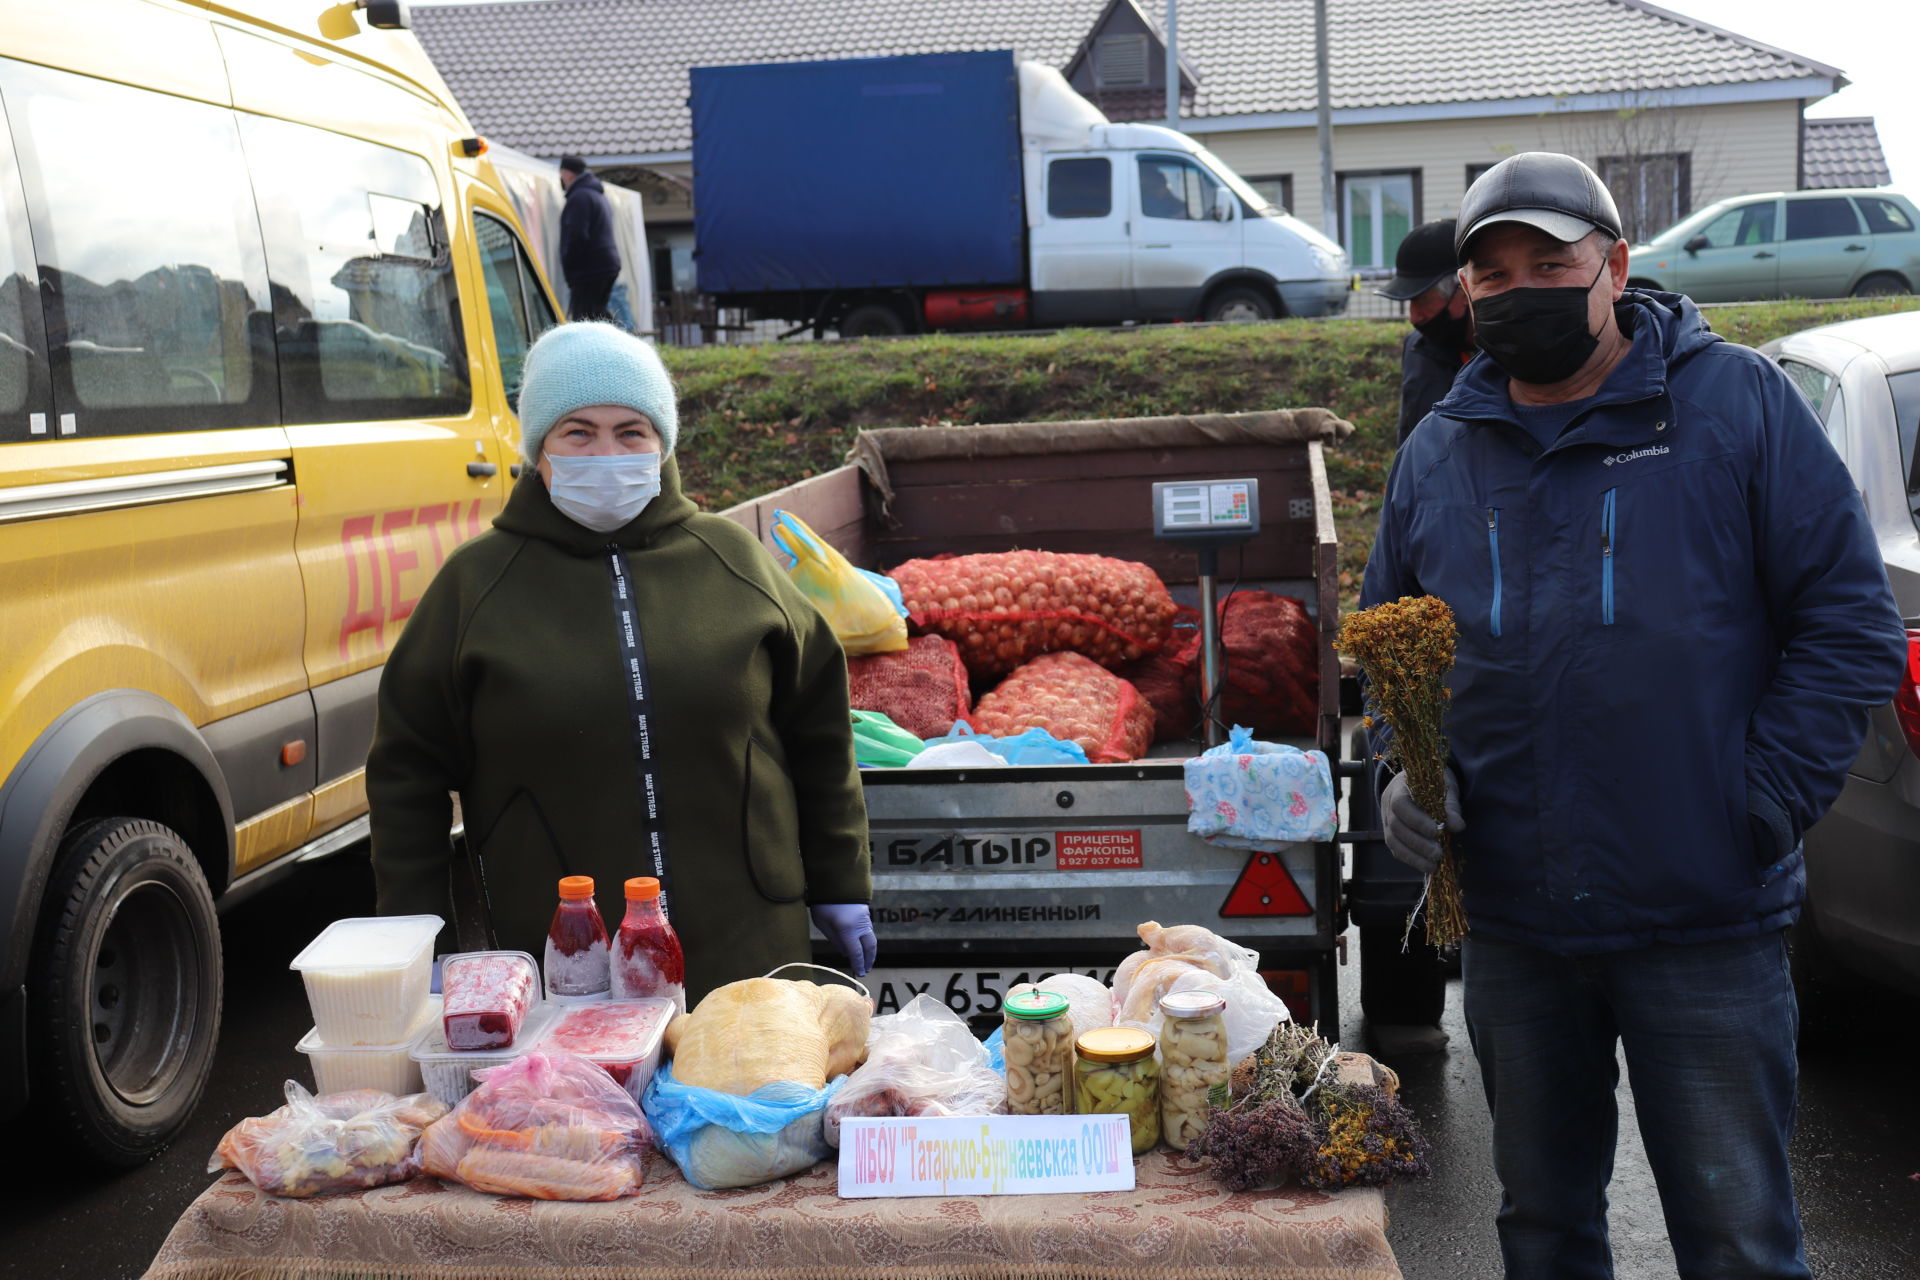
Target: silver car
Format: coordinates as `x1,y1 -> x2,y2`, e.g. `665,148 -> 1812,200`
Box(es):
1761,311 -> 1920,998
1631,189 -> 1920,302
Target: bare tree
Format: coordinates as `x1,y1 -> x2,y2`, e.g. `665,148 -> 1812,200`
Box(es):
1538,89 -> 1729,242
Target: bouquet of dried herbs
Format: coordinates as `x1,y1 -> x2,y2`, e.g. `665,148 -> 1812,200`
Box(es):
1189,1023 -> 1431,1193
1336,595 -> 1467,947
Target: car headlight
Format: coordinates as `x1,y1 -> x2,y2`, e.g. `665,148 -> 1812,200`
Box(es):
1311,246 -> 1345,274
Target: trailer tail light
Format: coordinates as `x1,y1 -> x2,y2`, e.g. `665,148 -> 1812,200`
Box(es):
1260,968 -> 1312,1025
1892,629 -> 1920,756
1219,851 -> 1312,917
923,288 -> 1028,328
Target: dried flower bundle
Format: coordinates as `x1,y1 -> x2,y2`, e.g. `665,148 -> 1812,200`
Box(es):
1193,1023 -> 1431,1194
1336,595 -> 1468,946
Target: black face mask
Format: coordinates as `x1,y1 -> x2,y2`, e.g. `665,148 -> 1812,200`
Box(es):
1468,259 -> 1609,384
1414,304 -> 1472,353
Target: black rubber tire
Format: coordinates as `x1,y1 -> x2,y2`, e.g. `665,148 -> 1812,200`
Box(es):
1203,286 -> 1277,323
1852,271 -> 1911,297
30,817 -> 223,1167
838,302 -> 909,338
1359,921 -> 1448,1027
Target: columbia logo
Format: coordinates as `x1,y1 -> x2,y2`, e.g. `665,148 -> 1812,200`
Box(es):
1603,445 -> 1670,468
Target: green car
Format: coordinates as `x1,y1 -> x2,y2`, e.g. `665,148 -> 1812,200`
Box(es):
1628,188 -> 1919,302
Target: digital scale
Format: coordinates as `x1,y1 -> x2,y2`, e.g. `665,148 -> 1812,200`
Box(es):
1151,479 -> 1262,747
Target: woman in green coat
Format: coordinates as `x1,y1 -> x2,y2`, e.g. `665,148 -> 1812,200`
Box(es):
368,322 -> 875,1005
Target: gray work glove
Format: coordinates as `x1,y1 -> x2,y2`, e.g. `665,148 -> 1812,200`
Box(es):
1381,768 -> 1465,875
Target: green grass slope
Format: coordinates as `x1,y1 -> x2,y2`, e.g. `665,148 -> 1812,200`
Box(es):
663,298 -> 1917,604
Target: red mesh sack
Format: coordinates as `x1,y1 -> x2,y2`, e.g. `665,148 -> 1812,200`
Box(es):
845,635 -> 971,739
1119,606 -> 1202,743
888,551 -> 1177,680
1213,592 -> 1319,737
970,652 -> 1155,764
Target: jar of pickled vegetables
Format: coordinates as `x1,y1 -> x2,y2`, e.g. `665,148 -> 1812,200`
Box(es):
1156,990 -> 1230,1151
1002,990 -> 1074,1116
1074,1026 -> 1160,1154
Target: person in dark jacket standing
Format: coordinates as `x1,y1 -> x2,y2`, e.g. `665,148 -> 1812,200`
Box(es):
1375,219 -> 1474,444
1363,153 -> 1904,1280
368,323 -> 878,1003
558,155 -> 623,322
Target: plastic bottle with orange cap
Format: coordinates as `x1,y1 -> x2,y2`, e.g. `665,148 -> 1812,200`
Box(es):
610,876 -> 686,1014
544,875 -> 612,1003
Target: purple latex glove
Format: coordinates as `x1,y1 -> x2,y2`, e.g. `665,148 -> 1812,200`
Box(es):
809,903 -> 877,977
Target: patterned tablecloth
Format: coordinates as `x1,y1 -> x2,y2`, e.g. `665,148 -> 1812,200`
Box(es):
145,1059 -> 1402,1280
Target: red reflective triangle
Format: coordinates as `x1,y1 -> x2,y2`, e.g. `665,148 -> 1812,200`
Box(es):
1219,850 -> 1312,917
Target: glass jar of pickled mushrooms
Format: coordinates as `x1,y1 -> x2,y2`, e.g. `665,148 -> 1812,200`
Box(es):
1002,989 -> 1073,1116
1156,990 -> 1230,1151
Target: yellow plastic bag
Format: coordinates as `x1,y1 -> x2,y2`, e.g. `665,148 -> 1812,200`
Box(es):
769,510 -> 908,656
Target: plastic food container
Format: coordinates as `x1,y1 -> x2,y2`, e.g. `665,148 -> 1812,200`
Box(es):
441,950 -> 539,1050
411,1001 -> 559,1107
1074,1026 -> 1161,1155
290,914 -> 442,1046
297,997 -> 440,1096
530,998 -> 673,1099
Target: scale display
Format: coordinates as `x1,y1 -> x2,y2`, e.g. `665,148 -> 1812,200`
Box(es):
1152,478 -> 1260,543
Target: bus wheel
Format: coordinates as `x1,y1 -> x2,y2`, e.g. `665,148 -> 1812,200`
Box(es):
32,817 -> 222,1167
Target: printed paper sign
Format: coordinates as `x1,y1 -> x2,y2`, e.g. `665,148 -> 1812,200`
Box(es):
837,1113 -> 1135,1197
1054,829 -> 1143,870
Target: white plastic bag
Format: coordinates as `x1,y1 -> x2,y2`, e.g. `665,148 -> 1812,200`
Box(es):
1110,921 -> 1289,1064
823,995 -> 1004,1147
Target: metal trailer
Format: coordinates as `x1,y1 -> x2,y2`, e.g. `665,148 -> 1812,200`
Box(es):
721,411 -> 1358,1028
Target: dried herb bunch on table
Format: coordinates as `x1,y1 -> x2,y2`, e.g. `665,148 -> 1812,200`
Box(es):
1336,595 -> 1466,946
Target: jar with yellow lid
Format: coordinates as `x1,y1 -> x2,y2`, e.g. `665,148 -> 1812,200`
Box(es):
1074,1026 -> 1160,1154
1156,990 -> 1230,1151
1002,989 -> 1073,1115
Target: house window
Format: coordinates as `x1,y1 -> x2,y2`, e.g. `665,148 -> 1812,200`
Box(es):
1245,174 -> 1292,212
1598,152 -> 1690,242
1466,162 -> 1499,188
1339,170 -> 1419,269
1093,34 -> 1151,88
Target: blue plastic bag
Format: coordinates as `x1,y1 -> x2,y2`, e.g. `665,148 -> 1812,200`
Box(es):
641,1059 -> 847,1190
918,720 -> 1090,766
1183,725 -> 1338,850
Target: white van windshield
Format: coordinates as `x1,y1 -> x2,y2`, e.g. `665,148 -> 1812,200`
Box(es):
1192,146 -> 1280,214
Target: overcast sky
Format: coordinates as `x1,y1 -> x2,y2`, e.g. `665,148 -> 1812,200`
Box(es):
414,0 -> 1911,189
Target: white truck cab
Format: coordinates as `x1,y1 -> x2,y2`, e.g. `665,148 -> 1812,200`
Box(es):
1022,66 -> 1348,325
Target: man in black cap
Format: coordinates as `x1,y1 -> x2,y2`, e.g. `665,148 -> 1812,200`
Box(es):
1361,152 -> 1903,1279
558,155 -> 623,322
1376,218 -> 1473,444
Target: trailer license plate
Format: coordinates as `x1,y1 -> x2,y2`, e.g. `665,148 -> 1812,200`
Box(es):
866,966 -> 1116,1018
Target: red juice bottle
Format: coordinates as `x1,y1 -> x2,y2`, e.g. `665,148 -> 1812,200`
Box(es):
544,875 -> 611,1002
610,876 -> 685,1013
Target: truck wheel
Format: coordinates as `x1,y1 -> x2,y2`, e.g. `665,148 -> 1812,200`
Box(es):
1852,271 -> 1911,297
839,303 -> 908,338
30,817 -> 222,1167
1358,921 -> 1447,1027
1203,286 -> 1276,323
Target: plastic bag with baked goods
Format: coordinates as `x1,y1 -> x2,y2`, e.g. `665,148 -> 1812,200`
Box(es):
417,1051 -> 652,1200
210,1082 -> 449,1198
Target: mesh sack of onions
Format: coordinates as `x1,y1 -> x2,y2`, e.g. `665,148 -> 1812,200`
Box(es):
970,652 -> 1155,764
1119,606 -> 1202,743
887,551 -> 1178,680
845,634 -> 971,739
1215,592 -> 1319,737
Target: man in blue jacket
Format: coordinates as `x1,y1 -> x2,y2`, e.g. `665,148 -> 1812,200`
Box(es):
558,155 -> 623,323
1362,152 -> 1905,1279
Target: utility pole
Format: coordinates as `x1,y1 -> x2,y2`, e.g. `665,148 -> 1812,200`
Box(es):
1315,0 -> 1336,239
1165,0 -> 1179,130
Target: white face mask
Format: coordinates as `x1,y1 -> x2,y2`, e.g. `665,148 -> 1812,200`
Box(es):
544,451 -> 663,532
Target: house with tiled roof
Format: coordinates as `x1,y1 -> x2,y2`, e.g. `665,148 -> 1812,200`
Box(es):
412,0 -> 1871,290
1802,119 -> 1893,190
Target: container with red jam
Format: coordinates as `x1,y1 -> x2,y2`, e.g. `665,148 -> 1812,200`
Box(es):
610,876 -> 685,1013
440,950 -> 539,1050
544,875 -> 611,1003
533,998 -> 673,1099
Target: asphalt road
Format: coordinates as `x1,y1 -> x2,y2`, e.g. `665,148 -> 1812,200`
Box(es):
2,846 -> 1915,1278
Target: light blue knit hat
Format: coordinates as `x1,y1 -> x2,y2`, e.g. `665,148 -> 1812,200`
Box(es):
517,321 -> 679,462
